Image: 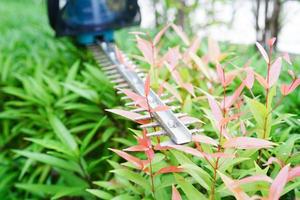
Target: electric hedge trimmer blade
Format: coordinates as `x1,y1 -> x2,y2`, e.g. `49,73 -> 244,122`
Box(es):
89,42 -> 202,145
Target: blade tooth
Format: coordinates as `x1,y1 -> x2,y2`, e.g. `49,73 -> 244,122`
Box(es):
134,112 -> 187,121
125,101 -> 137,107
104,69 -> 118,75
146,130 -> 167,137
99,61 -> 112,66
161,99 -> 176,105
189,129 -> 204,134
117,90 -> 126,94
114,83 -> 129,89
180,117 -> 202,125
133,105 -> 179,114
140,121 -> 159,128
159,140 -> 176,146
121,96 -> 130,100
111,78 -> 126,84
107,73 -> 121,79
138,73 -> 145,78
102,65 -> 117,71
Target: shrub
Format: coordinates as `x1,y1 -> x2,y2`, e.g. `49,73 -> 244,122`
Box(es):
90,25 -> 300,200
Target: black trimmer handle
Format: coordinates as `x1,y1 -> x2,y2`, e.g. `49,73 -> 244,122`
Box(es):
47,0 -> 59,30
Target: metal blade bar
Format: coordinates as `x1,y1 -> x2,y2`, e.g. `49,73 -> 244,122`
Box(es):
89,42 -> 192,145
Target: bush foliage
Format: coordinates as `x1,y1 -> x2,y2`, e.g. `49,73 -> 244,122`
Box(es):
0,1 -> 299,200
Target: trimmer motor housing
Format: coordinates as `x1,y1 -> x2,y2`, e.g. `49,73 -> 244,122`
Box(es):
47,0 -> 140,44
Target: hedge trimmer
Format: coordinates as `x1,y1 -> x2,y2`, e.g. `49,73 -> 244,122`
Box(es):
47,0 -> 200,145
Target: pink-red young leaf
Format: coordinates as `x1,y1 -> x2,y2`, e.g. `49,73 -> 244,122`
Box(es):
154,166 -> 183,176
163,47 -> 181,69
162,82 -> 182,102
216,63 -> 225,86
153,24 -> 170,45
283,52 -> 292,65
181,83 -> 195,97
150,105 -> 169,112
106,109 -> 143,123
256,42 -> 269,63
192,134 -> 218,146
288,166 -> 300,181
136,36 -> 155,66
218,172 -> 251,200
288,70 -> 295,79
268,37 -> 276,47
167,144 -> 204,159
123,145 -> 149,152
144,73 -> 151,96
207,95 -> 223,124
240,121 -> 246,135
222,83 -> 245,109
208,37 -> 221,63
171,24 -> 190,46
281,78 -> 300,95
231,175 -> 272,188
183,37 -> 201,63
268,57 -> 282,87
264,157 -> 284,168
244,68 -> 255,89
109,148 -> 143,169
223,137 -> 275,149
122,89 -> 148,109
172,185 -> 182,200
269,164 -> 290,200
255,72 -> 269,89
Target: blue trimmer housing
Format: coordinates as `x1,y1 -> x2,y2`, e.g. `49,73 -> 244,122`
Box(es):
47,0 -> 140,45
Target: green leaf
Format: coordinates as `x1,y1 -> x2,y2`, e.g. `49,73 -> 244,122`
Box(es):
174,174 -> 206,200
13,150 -> 81,173
15,183 -> 85,199
49,114 -> 79,154
86,189 -> 113,199
111,168 -> 151,191
245,96 -> 266,128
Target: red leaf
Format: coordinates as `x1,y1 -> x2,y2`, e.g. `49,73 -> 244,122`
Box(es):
207,95 -> 223,125
256,42 -> 269,63
205,152 -> 235,159
122,89 -> 148,109
181,83 -> 195,97
268,57 -> 282,87
154,166 -> 183,176
208,37 -> 221,63
150,105 -> 169,112
264,157 -> 284,168
123,145 -> 149,152
244,68 -> 255,89
171,24 -> 190,46
255,72 -> 269,89
216,63 -> 225,86
283,52 -> 292,65
288,166 -> 300,181
281,78 -> 300,95
219,172 -> 250,200
223,137 -> 275,149
268,37 -> 276,47
162,82 -> 182,102
109,148 -> 143,169
153,24 -> 170,45
172,185 -> 182,200
192,134 -> 218,146
165,62 -> 183,85
163,47 -> 181,70
136,36 -> 154,66
222,83 -> 245,109
166,144 -> 204,159
183,37 -> 201,63
106,109 -> 143,123
269,164 -> 290,200
231,175 -> 272,188
144,73 -> 150,96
